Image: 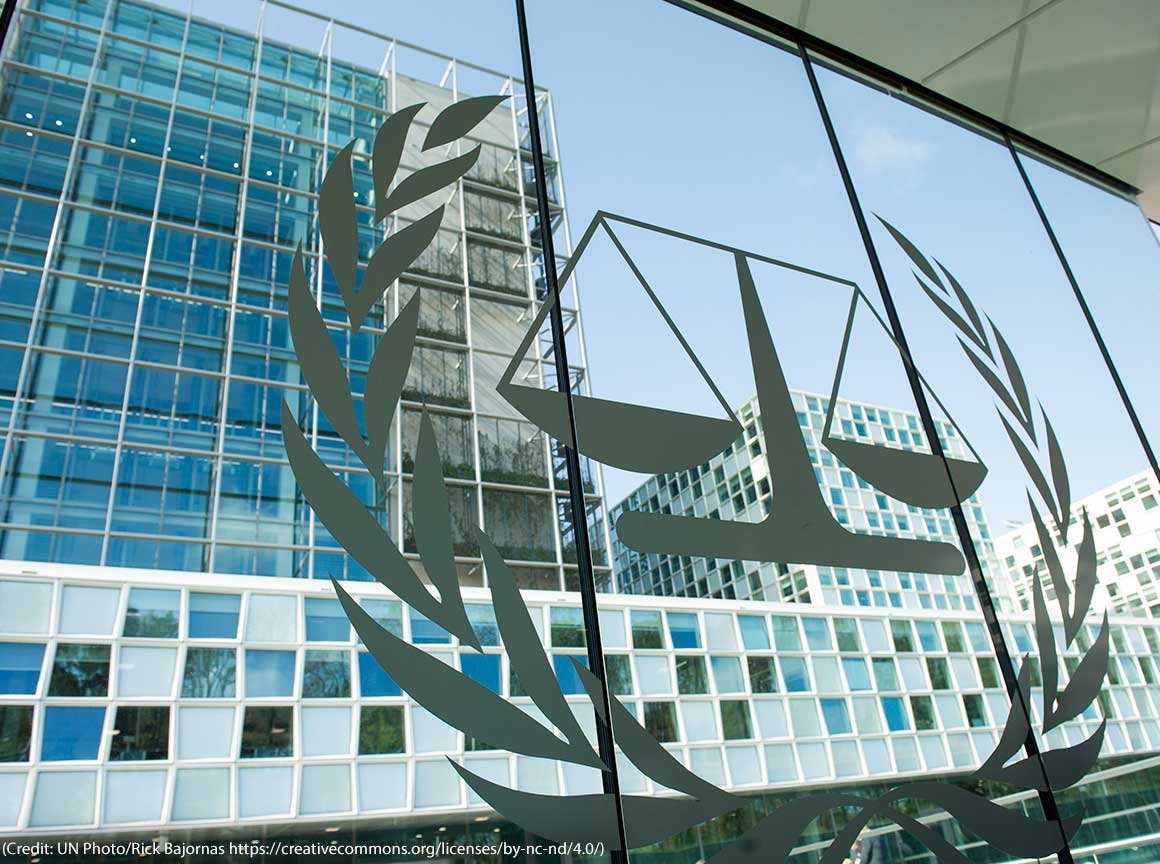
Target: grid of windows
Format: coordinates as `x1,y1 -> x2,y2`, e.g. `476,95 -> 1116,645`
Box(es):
4,569 -> 1157,831
0,0 -> 612,593
611,391 -> 1004,611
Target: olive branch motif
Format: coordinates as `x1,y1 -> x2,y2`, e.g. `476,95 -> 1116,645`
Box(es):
281,94 -> 741,852
878,219 -> 1109,788
280,91 -> 1108,860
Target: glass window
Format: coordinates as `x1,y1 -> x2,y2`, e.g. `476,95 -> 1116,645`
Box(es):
466,604 -> 499,647
927,657 -> 952,690
738,615 -> 769,650
881,697 -> 909,732
748,656 -> 777,693
181,647 -> 236,698
0,580 -> 51,635
704,614 -> 737,650
667,612 -> 700,649
598,610 -> 627,649
58,585 -> 120,635
861,619 -> 890,652
941,621 -> 966,653
872,657 -> 899,690
833,619 -> 861,652
461,654 -> 501,694
891,620 -> 915,652
360,599 -> 403,638
41,706 -> 105,760
304,598 -> 349,642
915,621 -> 941,652
910,695 -> 936,731
0,705 -> 33,761
117,646 -> 176,697
244,649 -> 295,697
771,616 -> 802,651
820,699 -> 852,735
552,654 -> 587,696
676,655 -> 709,694
978,657 -> 1001,689
176,706 -> 235,759
550,607 -> 586,648
109,706 -> 169,760
842,657 -> 872,691
964,694 -> 988,728
710,656 -> 745,693
301,706 -> 351,758
642,702 -> 678,742
239,706 -> 292,758
411,611 -> 450,645
781,657 -> 810,692
244,594 -> 296,642
48,644 -> 110,696
965,622 -> 990,652
604,655 -> 633,696
790,700 -> 822,737
302,650 -> 350,698
812,657 -> 843,693
123,587 -> 179,638
0,642 -> 45,694
358,652 -> 401,697
630,610 -> 663,648
188,593 -> 240,639
802,618 -> 831,650
682,702 -> 718,742
359,705 -> 404,754
720,700 -> 752,739
852,698 -> 882,734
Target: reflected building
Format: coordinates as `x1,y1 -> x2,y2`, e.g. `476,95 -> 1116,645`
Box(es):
997,468 -> 1160,620
610,390 -> 1012,613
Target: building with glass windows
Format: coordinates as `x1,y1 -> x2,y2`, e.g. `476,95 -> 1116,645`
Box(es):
1,0 -> 1160,861
997,468 -> 1160,620
610,390 -> 1010,613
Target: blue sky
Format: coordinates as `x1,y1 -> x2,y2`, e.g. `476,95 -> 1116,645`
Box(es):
192,0 -> 1159,528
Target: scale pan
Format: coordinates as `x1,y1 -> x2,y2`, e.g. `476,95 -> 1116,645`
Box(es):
823,435 -> 987,509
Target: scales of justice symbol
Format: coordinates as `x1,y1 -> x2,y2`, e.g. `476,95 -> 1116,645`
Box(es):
498,212 -> 988,577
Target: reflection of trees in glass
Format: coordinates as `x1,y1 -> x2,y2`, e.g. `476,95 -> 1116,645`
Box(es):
676,655 -> 709,695
643,701 -> 678,742
556,497 -> 607,566
0,706 -> 32,761
123,589 -> 179,638
604,655 -> 633,696
401,409 -> 473,480
358,705 -> 404,754
478,416 -> 547,487
408,228 -> 460,282
240,706 -> 292,758
110,706 -> 169,760
401,345 -> 469,409
465,142 -> 519,192
302,650 -> 350,698
181,647 -> 236,698
398,282 -> 465,343
467,240 -> 525,296
551,440 -> 595,494
464,189 -> 522,242
482,489 -> 554,562
47,643 -> 110,696
721,700 -> 752,739
402,481 -> 478,558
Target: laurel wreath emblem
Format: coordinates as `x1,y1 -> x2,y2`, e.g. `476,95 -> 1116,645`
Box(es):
280,94 -> 1108,861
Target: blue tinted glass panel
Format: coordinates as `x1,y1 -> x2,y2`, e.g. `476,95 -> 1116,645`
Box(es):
460,654 -> 501,694
781,657 -> 810,692
667,613 -> 700,649
802,618 -> 831,650
465,604 -> 499,647
552,654 -> 588,696
915,621 -> 940,652
842,657 -> 872,691
124,588 -> 179,638
738,615 -> 770,650
244,649 -> 295,697
710,656 -> 744,693
0,643 -> 45,694
41,706 -> 105,760
188,593 -> 239,639
882,697 -> 909,731
358,652 -> 401,697
410,611 -> 449,644
820,699 -> 852,734
304,598 -> 348,642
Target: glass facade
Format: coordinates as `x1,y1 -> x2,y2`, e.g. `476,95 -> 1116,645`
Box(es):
0,0 -> 1158,860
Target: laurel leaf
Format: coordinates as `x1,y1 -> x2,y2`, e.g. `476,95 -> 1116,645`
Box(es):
956,337 -> 1027,433
334,579 -> 590,764
977,663 -> 1033,778
364,291 -> 419,475
989,317 -> 1035,442
1043,409 -> 1071,544
876,215 -> 944,290
999,411 -> 1061,529
373,102 -> 425,224
319,141 -> 360,315
423,94 -> 507,150
479,528 -> 604,770
350,206 -> 445,333
917,274 -> 990,358
1050,611 -> 1109,732
1067,510 -> 1097,645
992,721 -> 1105,791
1032,564 -> 1059,729
379,146 -> 481,218
936,258 -> 992,359
1029,496 -> 1071,625
287,244 -> 371,469
281,400 -> 476,645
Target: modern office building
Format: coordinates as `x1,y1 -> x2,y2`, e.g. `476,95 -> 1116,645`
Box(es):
997,468 -> 1160,620
610,390 -> 1012,614
0,0 -> 1159,861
